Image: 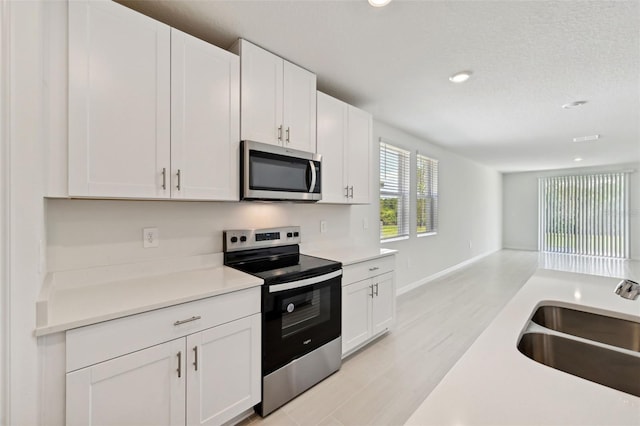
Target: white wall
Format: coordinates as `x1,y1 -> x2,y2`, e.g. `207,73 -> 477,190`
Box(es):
503,163 -> 640,259
372,121 -> 503,293
46,199 -> 374,272
2,1 -> 47,424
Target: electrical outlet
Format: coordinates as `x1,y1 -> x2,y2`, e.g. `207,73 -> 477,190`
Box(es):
320,220 -> 327,233
143,227 -> 159,248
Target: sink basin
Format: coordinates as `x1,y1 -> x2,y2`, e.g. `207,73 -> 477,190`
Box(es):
531,305 -> 640,352
518,333 -> 640,397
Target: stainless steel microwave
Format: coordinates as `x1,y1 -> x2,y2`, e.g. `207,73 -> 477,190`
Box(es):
240,140 -> 322,202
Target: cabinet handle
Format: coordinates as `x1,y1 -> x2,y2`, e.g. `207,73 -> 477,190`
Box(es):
174,315 -> 201,326
286,127 -> 290,144
162,168 -> 167,190
176,169 -> 181,191
349,186 -> 354,198
369,267 -> 379,272
369,284 -> 374,298
277,125 -> 283,142
193,346 -> 198,371
374,283 -> 379,297
344,186 -> 349,198
177,351 -> 182,378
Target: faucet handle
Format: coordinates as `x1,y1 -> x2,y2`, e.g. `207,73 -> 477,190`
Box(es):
615,279 -> 639,300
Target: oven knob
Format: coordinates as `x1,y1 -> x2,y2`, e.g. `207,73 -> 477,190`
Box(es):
230,236 -> 238,243
287,232 -> 293,238
240,235 -> 247,242
286,303 -> 295,313
293,232 -> 299,237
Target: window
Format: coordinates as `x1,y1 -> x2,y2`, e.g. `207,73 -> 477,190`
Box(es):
380,141 -> 410,240
417,154 -> 438,235
539,173 -> 629,258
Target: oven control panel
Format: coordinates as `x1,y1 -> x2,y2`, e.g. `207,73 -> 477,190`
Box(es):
224,226 -> 301,252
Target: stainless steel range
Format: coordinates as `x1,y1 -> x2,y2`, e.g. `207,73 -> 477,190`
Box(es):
223,226 -> 342,416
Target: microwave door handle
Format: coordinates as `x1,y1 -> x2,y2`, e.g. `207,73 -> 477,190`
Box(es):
308,160 -> 316,192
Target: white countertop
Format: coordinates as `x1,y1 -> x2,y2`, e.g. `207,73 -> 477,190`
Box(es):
406,269 -> 640,425
35,254 -> 262,336
304,246 -> 397,266
35,246 -> 396,337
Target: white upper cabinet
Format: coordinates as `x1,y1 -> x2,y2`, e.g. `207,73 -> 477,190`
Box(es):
68,1 -> 240,201
346,105 -> 372,204
317,92 -> 348,203
282,61 -> 317,152
68,0 -> 171,198
171,29 -> 240,201
233,39 -> 317,152
316,92 -> 372,204
235,40 -> 283,146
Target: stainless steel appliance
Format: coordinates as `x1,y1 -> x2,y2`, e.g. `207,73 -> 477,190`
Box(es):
240,140 -> 322,202
223,226 -> 341,416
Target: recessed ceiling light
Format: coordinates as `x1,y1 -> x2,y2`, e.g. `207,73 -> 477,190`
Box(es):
573,134 -> 600,143
573,157 -> 583,162
562,100 -> 588,109
449,71 -> 472,83
368,0 -> 392,7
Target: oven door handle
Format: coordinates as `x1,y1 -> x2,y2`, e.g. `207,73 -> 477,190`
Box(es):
268,269 -> 342,293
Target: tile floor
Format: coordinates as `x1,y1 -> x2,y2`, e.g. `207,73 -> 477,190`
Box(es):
239,249 -> 638,426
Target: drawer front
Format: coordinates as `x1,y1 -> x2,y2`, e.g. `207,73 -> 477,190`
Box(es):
66,287 -> 260,372
342,255 -> 395,286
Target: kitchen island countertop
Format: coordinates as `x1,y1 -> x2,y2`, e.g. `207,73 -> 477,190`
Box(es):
406,268 -> 640,425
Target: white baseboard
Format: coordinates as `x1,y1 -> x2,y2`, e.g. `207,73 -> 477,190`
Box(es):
396,249 -> 499,296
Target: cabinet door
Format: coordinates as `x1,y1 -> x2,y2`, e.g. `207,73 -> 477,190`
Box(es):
371,272 -> 395,336
342,279 -> 373,356
171,29 -> 240,201
66,339 -> 185,426
346,106 -> 372,204
283,61 -> 317,152
186,314 -> 261,426
239,40 -> 283,146
317,92 -> 348,203
68,0 -> 171,198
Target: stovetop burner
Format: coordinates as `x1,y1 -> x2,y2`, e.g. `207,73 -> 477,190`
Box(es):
223,227 -> 341,285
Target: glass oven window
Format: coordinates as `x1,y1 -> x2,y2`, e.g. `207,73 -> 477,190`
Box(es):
281,288 -> 330,339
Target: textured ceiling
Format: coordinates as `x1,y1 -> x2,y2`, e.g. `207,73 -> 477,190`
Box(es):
119,0 -> 640,173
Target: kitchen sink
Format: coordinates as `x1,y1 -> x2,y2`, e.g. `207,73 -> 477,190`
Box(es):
518,332 -> 640,397
531,305 -> 640,352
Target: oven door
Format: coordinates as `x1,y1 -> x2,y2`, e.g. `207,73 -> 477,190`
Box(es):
262,269 -> 341,375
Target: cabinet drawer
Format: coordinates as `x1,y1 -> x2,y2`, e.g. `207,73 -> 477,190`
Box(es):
66,287 -> 260,372
342,255 -> 395,286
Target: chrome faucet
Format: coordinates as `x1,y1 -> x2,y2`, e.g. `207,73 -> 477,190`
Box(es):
615,279 -> 639,300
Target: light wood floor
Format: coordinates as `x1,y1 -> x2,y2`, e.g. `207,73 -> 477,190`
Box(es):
240,249 -> 638,426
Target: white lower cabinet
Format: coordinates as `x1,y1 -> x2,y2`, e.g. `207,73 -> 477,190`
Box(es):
341,256 -> 396,357
65,289 -> 261,426
66,339 -> 186,426
186,315 -> 261,426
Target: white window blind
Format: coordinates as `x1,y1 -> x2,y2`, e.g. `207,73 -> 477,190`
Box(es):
538,173 -> 629,258
380,141 -> 410,240
417,154 -> 439,235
